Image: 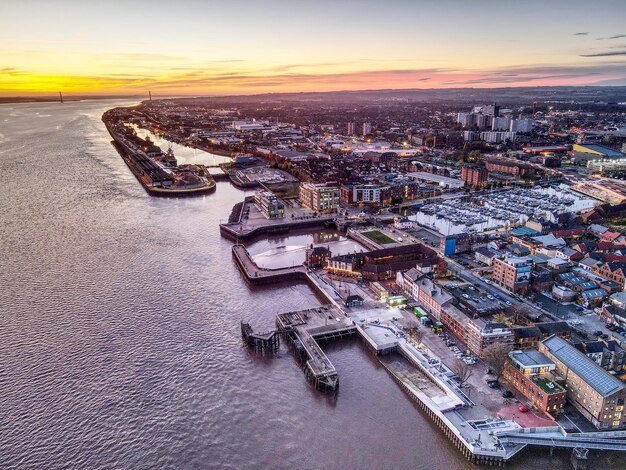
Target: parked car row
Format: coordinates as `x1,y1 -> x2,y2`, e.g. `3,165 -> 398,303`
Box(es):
437,331 -> 477,364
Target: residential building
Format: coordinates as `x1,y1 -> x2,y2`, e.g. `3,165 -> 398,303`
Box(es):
466,320 -> 514,357
491,116 -> 510,131
417,276 -> 453,321
362,121 -> 372,135
396,267 -> 423,300
539,336 -> 626,429
512,322 -> 572,350
457,112 -> 475,128
299,182 -> 340,214
474,246 -> 498,266
440,233 -> 472,256
510,119 -> 534,133
480,131 -> 516,144
305,246 -> 332,268
461,164 -> 488,189
575,340 -> 626,373
254,190 -> 284,219
595,262 -> 626,288
504,350 -> 566,416
486,159 -> 532,177
340,184 -> 386,205
492,257 -> 532,294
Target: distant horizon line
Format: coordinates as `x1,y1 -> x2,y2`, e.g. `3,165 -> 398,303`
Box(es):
2,84 -> 626,102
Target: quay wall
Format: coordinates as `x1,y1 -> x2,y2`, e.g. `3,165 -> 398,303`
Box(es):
220,217 -> 335,240
231,246 -> 339,307
346,228 -> 384,251
396,342 -> 466,408
233,245 -> 511,465
379,360 -> 506,466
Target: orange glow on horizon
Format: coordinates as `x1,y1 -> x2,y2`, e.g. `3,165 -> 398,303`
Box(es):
2,63 -> 624,97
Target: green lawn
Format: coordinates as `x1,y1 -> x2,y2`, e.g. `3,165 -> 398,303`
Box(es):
362,230 -> 396,245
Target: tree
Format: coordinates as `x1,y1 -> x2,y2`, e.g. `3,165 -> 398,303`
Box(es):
407,326 -> 424,349
508,303 -> 534,326
453,359 -> 473,388
482,343 -> 510,382
493,312 -> 514,327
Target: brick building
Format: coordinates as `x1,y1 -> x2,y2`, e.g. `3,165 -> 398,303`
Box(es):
504,350 -> 566,416
539,336 -> 626,429
461,164 -> 488,189
491,257 -> 532,294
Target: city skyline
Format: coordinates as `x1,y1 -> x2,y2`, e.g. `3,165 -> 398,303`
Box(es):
1,0 -> 626,96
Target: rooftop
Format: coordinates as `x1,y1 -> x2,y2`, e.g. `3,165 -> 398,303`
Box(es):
532,375 -> 565,395
541,336 -> 626,397
509,349 -> 555,368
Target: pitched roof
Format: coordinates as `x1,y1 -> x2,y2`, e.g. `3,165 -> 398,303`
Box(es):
542,336 -> 625,397
535,321 -> 571,336
513,326 -> 542,339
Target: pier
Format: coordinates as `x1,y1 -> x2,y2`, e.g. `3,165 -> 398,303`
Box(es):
242,305 -> 356,392
277,305 -> 356,391
240,321 -> 283,353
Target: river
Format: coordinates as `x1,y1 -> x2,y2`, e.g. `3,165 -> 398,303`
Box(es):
1,99 -> 623,469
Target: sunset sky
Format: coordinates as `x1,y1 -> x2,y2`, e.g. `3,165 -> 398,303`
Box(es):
2,0 -> 626,97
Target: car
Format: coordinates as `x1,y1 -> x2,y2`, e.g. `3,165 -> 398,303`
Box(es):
600,334 -> 609,339
502,391 -> 514,398
488,382 -> 500,389
593,330 -> 603,336
518,405 -> 530,413
505,301 -> 512,306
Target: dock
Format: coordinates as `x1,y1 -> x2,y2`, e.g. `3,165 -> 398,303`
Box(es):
232,244 -> 307,285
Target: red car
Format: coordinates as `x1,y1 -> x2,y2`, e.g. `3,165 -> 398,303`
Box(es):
518,405 -> 530,413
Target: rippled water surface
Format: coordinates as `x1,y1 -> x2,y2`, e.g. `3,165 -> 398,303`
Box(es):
1,100 -> 624,469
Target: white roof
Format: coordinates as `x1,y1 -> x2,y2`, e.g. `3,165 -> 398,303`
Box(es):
532,233 -> 566,247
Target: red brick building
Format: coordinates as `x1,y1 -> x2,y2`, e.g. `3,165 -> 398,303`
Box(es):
461,164 -> 488,189
491,257 -> 532,294
595,262 -> 626,288
504,350 -> 566,417
486,159 -> 532,177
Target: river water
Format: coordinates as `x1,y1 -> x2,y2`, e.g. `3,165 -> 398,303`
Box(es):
1,100 -> 623,469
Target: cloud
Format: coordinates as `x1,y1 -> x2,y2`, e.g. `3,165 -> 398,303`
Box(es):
3,61 -> 626,95
597,34 -> 626,40
573,32 -> 589,36
103,52 -> 186,61
580,50 -> 626,57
